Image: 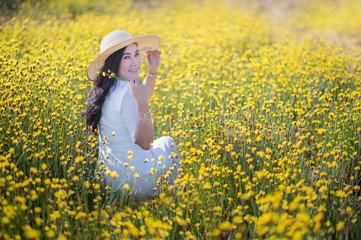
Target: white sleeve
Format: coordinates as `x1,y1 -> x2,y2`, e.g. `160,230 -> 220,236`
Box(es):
120,91 -> 138,143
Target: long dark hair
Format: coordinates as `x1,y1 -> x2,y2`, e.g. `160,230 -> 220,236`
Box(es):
83,47 -> 126,133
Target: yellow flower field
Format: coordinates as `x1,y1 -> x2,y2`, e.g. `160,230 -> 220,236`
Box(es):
0,0 -> 360,239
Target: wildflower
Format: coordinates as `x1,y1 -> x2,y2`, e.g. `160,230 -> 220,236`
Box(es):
41,163 -> 47,170
1,217 -> 9,225
203,182 -> 212,190
232,216 -> 243,225
111,171 -> 118,179
75,156 -> 84,163
336,221 -> 345,232
24,225 -> 41,239
72,176 -> 79,182
218,221 -> 233,231
93,183 -> 100,190
30,190 -> 38,201
316,128 -> 326,135
46,230 -> 56,238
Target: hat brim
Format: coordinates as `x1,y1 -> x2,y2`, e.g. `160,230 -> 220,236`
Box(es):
86,34 -> 160,81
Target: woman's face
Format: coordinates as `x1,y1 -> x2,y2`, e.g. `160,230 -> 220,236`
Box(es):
118,43 -> 142,80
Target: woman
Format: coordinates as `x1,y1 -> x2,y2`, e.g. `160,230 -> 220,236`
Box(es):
84,30 -> 180,201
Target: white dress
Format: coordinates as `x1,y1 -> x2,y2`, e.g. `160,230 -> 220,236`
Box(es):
97,78 -> 181,201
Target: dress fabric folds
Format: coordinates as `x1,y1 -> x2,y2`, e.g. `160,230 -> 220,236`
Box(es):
97,79 -> 180,201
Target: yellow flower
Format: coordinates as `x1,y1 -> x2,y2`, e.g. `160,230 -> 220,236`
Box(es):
336,221 -> 345,232
218,221 -> 233,231
41,163 -> 47,170
24,225 -> 41,239
316,128 -> 326,135
72,176 -> 79,182
203,182 -> 212,190
75,156 -> 84,163
30,190 -> 38,201
1,217 -> 9,225
111,171 -> 118,178
46,229 -> 55,238
58,235 -> 67,240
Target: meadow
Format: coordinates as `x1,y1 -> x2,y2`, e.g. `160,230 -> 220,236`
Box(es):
0,0 -> 360,239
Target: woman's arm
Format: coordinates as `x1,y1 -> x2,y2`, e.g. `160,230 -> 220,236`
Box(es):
143,50 -> 161,101
130,79 -> 154,150
143,72 -> 157,101
135,102 -> 154,150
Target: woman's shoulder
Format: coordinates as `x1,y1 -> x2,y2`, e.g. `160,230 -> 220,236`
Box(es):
110,79 -> 131,96
105,79 -> 133,110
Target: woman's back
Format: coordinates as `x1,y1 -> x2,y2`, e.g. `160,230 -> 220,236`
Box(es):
98,79 -> 180,201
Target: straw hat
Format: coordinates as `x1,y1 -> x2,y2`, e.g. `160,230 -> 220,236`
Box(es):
87,30 -> 161,81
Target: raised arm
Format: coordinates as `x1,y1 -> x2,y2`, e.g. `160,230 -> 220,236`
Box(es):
143,50 -> 161,101
130,79 -> 154,150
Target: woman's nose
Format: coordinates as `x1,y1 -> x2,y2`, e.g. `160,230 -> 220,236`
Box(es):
131,57 -> 137,66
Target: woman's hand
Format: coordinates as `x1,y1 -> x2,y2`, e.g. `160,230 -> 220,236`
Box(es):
130,78 -> 155,150
146,50 -> 161,73
130,78 -> 149,107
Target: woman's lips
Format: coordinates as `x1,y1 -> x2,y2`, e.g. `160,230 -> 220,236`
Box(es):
129,68 -> 139,73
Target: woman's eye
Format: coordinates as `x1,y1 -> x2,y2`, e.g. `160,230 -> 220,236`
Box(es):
124,56 -> 130,59
135,52 -> 140,57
